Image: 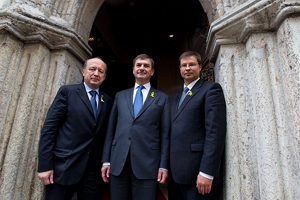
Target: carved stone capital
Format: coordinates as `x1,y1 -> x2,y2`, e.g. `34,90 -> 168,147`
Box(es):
206,0 -> 300,61
0,10 -> 92,62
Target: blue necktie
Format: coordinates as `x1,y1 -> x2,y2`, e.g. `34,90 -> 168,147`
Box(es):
89,90 -> 97,120
133,85 -> 144,118
178,87 -> 189,108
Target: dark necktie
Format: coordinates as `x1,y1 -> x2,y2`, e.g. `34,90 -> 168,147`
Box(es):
133,85 -> 144,118
178,87 -> 189,108
89,90 -> 97,120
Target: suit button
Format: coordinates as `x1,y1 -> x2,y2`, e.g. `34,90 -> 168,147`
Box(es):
128,137 -> 131,140
94,124 -> 96,126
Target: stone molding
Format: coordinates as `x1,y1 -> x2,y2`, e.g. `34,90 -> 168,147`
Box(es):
214,16 -> 300,199
206,0 -> 300,61
0,10 -> 92,62
0,36 -> 83,199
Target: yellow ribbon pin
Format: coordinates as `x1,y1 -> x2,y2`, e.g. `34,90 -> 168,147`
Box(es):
188,91 -> 192,96
150,92 -> 154,98
101,95 -> 104,102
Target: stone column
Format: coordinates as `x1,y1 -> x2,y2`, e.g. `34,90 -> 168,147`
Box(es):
0,0 -> 105,199
207,0 -> 300,199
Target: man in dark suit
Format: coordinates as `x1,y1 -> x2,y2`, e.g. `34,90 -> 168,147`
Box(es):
169,51 -> 226,200
38,57 -> 112,200
101,54 -> 170,200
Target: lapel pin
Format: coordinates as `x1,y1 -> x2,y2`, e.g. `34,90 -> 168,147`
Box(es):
150,92 -> 154,98
101,95 -> 105,103
188,91 -> 192,96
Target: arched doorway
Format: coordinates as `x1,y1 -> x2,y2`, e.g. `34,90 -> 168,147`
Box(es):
0,0 -> 214,199
86,0 -> 211,199
89,0 -> 210,99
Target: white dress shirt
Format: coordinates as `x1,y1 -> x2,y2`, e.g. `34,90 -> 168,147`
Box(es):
183,77 -> 199,92
133,82 -> 151,104
84,82 -> 99,108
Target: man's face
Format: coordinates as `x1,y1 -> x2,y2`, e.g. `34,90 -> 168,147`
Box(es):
180,56 -> 202,85
82,58 -> 106,90
133,58 -> 154,84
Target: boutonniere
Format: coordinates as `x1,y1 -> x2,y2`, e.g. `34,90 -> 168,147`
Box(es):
188,91 -> 192,96
150,92 -> 154,98
101,95 -> 105,103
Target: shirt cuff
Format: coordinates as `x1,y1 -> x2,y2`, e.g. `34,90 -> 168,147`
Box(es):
199,172 -> 214,180
159,168 -> 168,172
102,162 -> 110,166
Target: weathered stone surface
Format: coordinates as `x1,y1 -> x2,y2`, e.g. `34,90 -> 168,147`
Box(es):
0,0 -> 107,62
206,0 -> 300,61
215,25 -> 300,200
0,36 -> 83,199
210,7 -> 300,199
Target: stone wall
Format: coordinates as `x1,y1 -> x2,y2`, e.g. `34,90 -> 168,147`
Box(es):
0,0 -> 103,199
0,34 -> 84,199
209,0 -> 300,199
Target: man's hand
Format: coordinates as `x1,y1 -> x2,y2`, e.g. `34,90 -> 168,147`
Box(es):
101,165 -> 110,183
157,169 -> 168,184
196,174 -> 213,195
38,170 -> 54,185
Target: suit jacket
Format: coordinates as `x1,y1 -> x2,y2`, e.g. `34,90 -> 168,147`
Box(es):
170,79 -> 226,185
102,86 -> 170,179
38,83 -> 112,185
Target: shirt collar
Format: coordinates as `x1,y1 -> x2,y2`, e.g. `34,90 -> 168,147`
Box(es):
184,78 -> 200,90
134,82 -> 151,91
83,82 -> 99,94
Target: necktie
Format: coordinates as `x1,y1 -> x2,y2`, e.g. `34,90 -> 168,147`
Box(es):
178,87 -> 189,108
89,90 -> 97,120
133,85 -> 144,118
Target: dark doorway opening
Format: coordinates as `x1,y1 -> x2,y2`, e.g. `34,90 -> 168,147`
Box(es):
88,0 -> 209,99
85,1 -> 215,200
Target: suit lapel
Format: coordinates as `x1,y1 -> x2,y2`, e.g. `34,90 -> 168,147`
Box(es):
134,87 -> 157,120
97,91 -> 104,117
126,88 -> 135,118
173,79 -> 204,121
76,83 -> 94,117
172,91 -> 181,116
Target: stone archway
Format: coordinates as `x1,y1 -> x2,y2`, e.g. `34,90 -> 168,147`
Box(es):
0,0 -> 300,199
